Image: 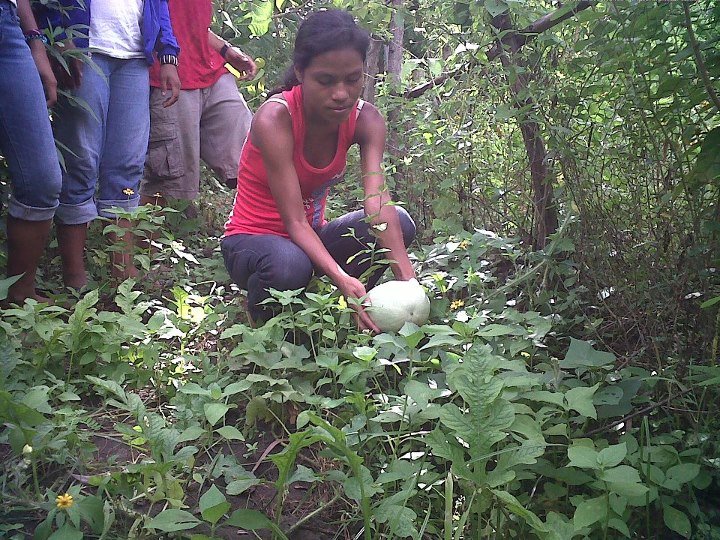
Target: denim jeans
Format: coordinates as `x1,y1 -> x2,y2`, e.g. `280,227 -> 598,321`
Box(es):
53,53 -> 149,224
221,207 -> 417,321
0,0 -> 61,221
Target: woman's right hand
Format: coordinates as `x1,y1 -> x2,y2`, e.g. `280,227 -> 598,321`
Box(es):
336,274 -> 380,333
50,40 -> 83,90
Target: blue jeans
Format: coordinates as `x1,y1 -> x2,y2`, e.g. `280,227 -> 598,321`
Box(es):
53,54 -> 148,224
0,0 -> 61,221
221,207 -> 417,321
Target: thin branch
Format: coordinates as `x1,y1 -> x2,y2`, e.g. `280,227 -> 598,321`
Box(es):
404,0 -> 595,99
681,0 -> 720,113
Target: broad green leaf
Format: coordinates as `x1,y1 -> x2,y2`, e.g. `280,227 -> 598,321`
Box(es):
599,465 -> 642,484
573,495 -> 607,529
663,505 -> 691,538
224,509 -> 272,530
204,403 -> 231,426
565,384 -> 600,419
216,425 -> 245,440
560,338 -> 615,370
226,477 -> 261,496
199,485 -> 230,525
597,442 -> 627,468
375,504 -> 418,538
248,0 -> 274,36
608,517 -> 631,538
664,463 -> 700,489
568,445 -> 599,469
47,523 -> 83,540
146,509 -> 201,532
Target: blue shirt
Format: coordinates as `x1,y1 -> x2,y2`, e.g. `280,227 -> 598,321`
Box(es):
35,0 -> 180,65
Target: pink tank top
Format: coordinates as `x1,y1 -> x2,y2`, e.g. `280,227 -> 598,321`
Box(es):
224,85 -> 364,238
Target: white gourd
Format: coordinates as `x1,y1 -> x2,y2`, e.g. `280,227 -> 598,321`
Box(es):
366,279 -> 431,332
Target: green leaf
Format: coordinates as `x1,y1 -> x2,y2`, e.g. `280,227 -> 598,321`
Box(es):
199,485 -> 230,525
146,509 -> 201,532
608,517 -> 631,538
664,463 -> 700,489
560,338 -> 615,370
375,504 -> 418,538
224,509 -> 272,530
663,504 -> 691,538
568,444 -> 600,470
565,383 -> 600,419
216,425 -> 245,440
597,442 -> 627,468
573,495 -> 607,529
226,477 -> 261,496
248,0 -> 274,36
204,403 -> 231,426
492,490 -> 548,532
287,464 -> 319,485
47,523 -> 83,540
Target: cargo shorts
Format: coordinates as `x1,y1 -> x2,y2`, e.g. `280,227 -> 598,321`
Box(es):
140,73 -> 252,200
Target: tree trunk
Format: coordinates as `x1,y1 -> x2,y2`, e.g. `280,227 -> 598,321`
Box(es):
491,11 -> 558,249
362,38 -> 383,104
386,0 -> 406,187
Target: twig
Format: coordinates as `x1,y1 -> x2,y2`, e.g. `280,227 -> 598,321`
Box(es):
581,388 -> 693,437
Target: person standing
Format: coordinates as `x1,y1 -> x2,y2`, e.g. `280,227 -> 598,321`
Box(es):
139,0 -> 257,209
36,0 -> 181,288
0,0 -> 62,303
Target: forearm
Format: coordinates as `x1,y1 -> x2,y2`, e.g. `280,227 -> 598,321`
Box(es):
16,0 -> 39,33
286,221 -> 348,283
364,193 -> 416,280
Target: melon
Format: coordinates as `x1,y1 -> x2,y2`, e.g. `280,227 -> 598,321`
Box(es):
365,279 -> 430,332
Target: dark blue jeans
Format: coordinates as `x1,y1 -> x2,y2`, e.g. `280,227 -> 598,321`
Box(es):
221,207 -> 416,321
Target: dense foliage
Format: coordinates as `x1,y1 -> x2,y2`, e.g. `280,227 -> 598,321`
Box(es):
1,0 -> 719,538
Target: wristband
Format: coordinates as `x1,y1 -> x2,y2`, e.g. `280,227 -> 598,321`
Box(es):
219,44 -> 230,59
159,54 -> 178,66
24,29 -> 48,44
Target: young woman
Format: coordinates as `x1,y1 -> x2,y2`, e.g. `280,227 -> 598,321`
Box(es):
222,10 -> 416,330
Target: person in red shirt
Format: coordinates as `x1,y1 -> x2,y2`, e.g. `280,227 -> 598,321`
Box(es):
222,10 -> 417,329
140,0 -> 256,207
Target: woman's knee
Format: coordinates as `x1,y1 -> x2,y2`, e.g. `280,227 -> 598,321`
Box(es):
396,206 -> 417,246
258,248 -> 313,291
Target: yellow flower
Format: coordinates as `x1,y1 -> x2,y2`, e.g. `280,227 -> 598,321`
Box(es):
56,493 -> 74,509
122,188 -> 135,196
458,240 -> 470,250
450,299 -> 465,310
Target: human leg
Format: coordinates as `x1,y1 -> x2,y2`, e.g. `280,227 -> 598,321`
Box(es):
318,207 -> 416,287
221,234 -> 313,322
0,3 -> 62,301
199,74 -> 252,189
97,58 -> 149,280
140,87 -> 200,201
53,55 -> 113,287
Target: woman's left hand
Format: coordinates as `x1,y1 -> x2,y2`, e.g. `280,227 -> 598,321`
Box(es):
224,47 -> 258,81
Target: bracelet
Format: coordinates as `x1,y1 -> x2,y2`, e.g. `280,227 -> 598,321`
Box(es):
219,44 -> 230,59
24,29 -> 48,44
159,54 -> 178,66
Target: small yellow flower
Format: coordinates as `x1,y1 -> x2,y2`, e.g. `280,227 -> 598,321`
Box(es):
56,493 -> 74,509
122,188 -> 135,196
450,299 -> 465,310
458,240 -> 470,250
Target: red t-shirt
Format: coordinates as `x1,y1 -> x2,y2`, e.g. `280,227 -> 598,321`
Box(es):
149,0 -> 227,90
224,85 -> 362,238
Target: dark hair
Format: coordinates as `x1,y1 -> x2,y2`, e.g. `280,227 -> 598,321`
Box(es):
268,10 -> 370,98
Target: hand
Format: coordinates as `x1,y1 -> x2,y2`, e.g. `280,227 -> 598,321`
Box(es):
224,47 -> 258,81
336,275 -> 380,333
160,63 -> 180,107
28,40 -> 57,106
49,39 -> 83,91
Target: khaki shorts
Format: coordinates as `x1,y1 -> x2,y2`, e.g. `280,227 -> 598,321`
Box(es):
140,73 -> 252,200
